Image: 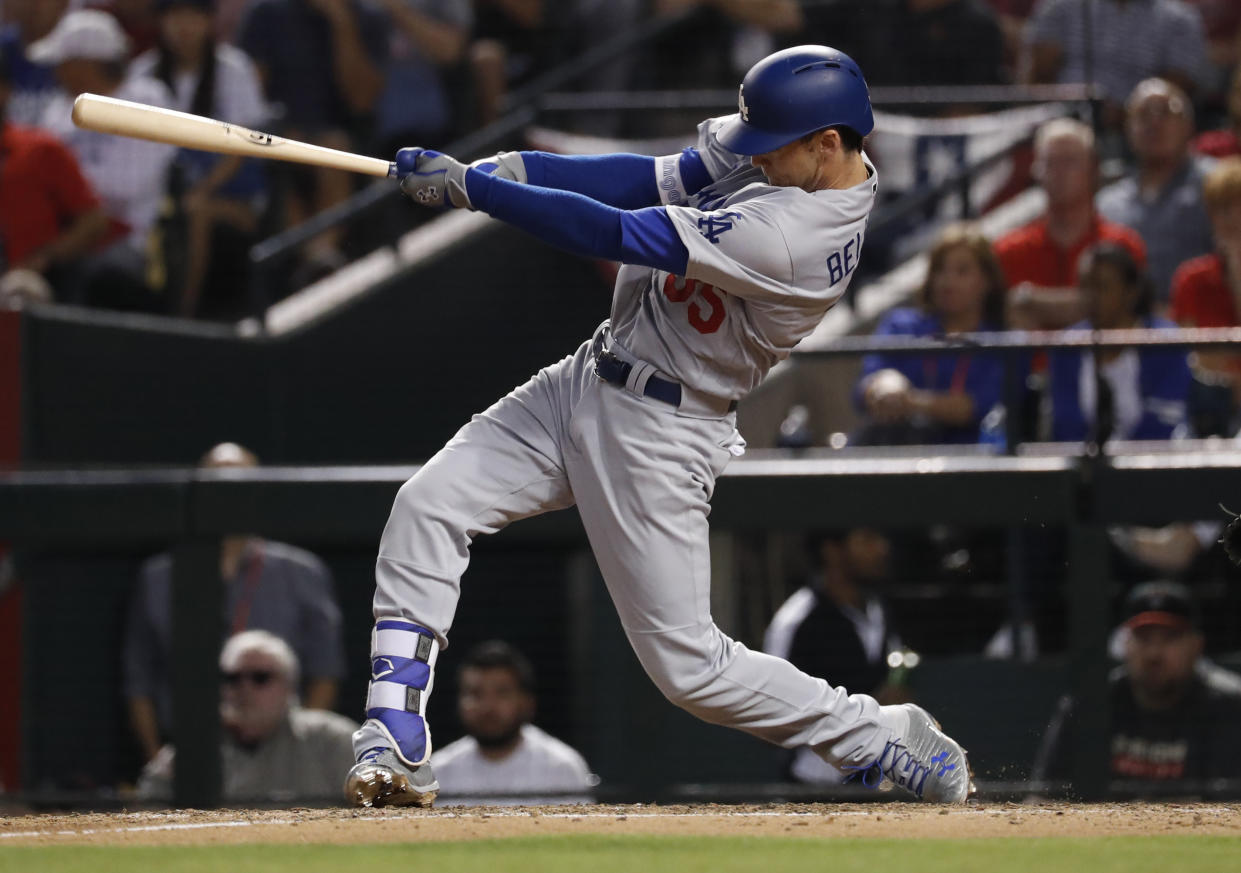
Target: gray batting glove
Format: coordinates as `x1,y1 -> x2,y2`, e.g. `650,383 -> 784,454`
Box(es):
396,147 -> 471,209
395,149 -> 528,210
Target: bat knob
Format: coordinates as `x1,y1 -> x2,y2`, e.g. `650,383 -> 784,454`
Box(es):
394,147 -> 425,176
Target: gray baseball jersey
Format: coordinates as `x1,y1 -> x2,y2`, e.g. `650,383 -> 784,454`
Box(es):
610,114 -> 879,400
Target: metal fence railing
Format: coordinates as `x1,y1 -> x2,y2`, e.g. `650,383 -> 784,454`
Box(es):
5,450 -> 1241,806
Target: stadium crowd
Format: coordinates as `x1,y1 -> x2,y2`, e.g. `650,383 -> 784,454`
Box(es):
0,0 -> 1236,319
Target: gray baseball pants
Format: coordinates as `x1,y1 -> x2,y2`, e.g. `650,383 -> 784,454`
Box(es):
370,325 -> 893,769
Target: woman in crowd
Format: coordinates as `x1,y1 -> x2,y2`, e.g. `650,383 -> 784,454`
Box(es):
1048,243 -> 1191,443
1170,157 -> 1241,437
130,0 -> 267,318
854,224 -> 1008,445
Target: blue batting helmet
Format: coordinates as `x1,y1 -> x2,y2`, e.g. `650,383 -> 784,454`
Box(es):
716,45 -> 874,156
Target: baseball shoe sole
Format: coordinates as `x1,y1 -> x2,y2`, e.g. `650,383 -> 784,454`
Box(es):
345,749 -> 439,809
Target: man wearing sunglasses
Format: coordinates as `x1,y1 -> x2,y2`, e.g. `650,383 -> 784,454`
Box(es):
137,630 -> 357,803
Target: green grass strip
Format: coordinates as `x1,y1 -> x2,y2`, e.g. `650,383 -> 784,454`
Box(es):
3,834 -> 1240,873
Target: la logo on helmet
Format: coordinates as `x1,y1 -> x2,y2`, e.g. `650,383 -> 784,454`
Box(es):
738,85 -> 749,122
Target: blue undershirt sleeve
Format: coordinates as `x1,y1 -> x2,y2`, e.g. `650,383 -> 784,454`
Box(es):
678,148 -> 713,195
515,148 -> 714,208
621,208 -> 689,275
465,169 -> 689,275
520,152 -> 659,208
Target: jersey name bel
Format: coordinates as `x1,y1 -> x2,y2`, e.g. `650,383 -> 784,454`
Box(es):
827,230 -> 865,287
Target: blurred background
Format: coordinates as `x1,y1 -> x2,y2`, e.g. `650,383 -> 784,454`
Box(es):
4,0 -> 1241,809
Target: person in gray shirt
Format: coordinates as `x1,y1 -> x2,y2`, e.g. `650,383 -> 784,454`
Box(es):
1097,78 -> 1216,305
137,630 -> 357,803
1024,0 -> 1208,129
122,442 -> 346,764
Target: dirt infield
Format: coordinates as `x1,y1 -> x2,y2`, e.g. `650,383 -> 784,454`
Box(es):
2,802 -> 1239,846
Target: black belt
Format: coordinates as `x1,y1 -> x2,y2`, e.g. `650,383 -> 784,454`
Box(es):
594,350 -> 737,412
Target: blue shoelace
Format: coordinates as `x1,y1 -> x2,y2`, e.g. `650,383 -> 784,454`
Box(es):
842,737 -> 936,797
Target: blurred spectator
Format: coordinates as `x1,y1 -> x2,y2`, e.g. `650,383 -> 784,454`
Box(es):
1047,243 -> 1191,443
786,1 -> 866,68
853,225 -> 1007,445
1024,0 -> 1208,129
1097,78 -> 1216,305
763,528 -> 907,784
131,0 -> 268,318
238,0 -> 386,275
873,0 -> 1007,89
123,443 -> 346,764
558,0 -> 643,136
371,0 -> 471,154
137,630 -> 357,802
1000,117 -> 1146,331
431,640 -> 596,805
213,0 -> 251,43
985,0 -> 1038,75
1194,64 -> 1241,159
1169,156 -> 1241,436
469,0 -> 545,126
30,9 -> 177,310
86,0 -> 161,57
0,0 -> 67,125
648,0 -> 801,131
1110,521 -> 1220,579
1181,0 -> 1241,111
1032,581 -> 1241,791
0,45 -> 109,304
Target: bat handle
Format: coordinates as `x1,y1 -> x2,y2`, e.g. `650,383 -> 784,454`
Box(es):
387,161 -> 398,179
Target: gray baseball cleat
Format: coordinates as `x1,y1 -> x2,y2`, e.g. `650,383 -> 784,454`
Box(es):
344,748 -> 439,808
847,703 -> 976,803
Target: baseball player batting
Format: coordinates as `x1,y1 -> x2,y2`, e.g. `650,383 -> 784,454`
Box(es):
346,45 -> 975,807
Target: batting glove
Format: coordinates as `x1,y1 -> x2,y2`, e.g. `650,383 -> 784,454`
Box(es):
396,147 -> 470,209
396,149 -> 529,210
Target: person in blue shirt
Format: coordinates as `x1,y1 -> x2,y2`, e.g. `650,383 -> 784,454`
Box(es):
855,224 -> 1009,445
1048,242 -> 1191,444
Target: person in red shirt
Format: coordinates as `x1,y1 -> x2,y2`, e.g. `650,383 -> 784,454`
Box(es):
1169,157 -> 1241,406
0,46 -> 108,303
996,117 -> 1147,330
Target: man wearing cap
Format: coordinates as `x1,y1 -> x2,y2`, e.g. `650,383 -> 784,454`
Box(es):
1033,581 -> 1241,791
0,43 -> 109,304
28,9 -> 176,308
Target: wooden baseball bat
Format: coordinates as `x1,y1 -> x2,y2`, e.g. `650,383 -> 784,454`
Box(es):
71,93 -> 396,178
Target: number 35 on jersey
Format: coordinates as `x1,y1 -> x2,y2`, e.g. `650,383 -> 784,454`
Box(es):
662,273 -> 727,335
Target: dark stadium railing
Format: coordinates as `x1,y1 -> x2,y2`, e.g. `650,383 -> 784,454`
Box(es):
5,450 -> 1241,807
535,84 -> 1098,115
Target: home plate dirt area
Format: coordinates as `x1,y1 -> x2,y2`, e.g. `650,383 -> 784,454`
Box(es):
2,802 -> 1240,846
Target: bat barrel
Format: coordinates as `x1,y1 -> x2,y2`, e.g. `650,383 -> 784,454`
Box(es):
71,93 -> 395,179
